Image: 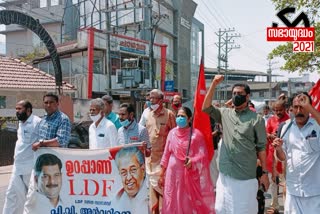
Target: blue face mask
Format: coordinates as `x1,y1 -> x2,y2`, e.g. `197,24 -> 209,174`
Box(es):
146,101 -> 151,108
120,119 -> 130,127
176,116 -> 188,128
146,100 -> 151,108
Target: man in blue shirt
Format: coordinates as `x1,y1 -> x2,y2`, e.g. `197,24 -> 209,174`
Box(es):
102,95 -> 122,130
118,103 -> 150,154
274,92 -> 320,214
32,93 -> 71,150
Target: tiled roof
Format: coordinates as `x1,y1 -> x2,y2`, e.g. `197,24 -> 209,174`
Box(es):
0,56 -> 76,91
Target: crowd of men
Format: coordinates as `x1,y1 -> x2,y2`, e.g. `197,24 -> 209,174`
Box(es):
2,76 -> 320,214
2,90 -> 181,214
203,75 -> 320,214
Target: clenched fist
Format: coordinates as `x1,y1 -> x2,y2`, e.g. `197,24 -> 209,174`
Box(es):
213,75 -> 224,85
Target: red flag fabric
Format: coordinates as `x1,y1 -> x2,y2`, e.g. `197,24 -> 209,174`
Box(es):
309,79 -> 320,112
193,58 -> 214,161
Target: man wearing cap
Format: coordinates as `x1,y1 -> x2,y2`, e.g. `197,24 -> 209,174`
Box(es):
101,95 -> 122,130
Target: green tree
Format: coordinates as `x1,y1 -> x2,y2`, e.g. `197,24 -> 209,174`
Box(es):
20,47 -> 46,64
269,0 -> 320,74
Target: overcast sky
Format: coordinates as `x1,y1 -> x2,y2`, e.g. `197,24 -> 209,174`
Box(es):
193,0 -> 320,82
0,0 -> 319,82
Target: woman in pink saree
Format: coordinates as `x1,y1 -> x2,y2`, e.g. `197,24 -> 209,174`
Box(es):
159,107 -> 215,214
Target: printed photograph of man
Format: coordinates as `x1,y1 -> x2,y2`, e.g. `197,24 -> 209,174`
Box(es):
24,153 -> 63,213
114,146 -> 148,213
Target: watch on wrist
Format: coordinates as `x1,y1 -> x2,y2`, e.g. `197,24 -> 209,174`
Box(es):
39,139 -> 44,146
262,170 -> 268,175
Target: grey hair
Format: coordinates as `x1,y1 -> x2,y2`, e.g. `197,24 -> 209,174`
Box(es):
90,98 -> 105,110
115,146 -> 145,168
150,89 -> 164,99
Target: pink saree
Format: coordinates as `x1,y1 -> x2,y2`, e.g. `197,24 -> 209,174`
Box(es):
160,127 -> 215,214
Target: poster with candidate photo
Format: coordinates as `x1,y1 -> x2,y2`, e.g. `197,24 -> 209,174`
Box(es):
23,143 -> 148,214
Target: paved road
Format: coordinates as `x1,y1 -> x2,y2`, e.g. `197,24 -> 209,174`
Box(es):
0,165 -> 12,212
0,165 -> 283,213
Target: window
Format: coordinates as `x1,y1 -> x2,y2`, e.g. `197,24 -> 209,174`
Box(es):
259,91 -> 264,97
93,58 -> 103,74
31,0 -> 40,8
40,0 -> 47,8
0,96 -> 6,109
51,0 -> 60,6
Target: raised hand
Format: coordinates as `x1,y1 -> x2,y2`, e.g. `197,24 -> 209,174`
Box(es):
213,75 -> 224,85
297,93 -> 311,108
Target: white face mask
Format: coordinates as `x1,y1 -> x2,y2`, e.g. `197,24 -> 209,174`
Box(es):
90,112 -> 102,122
150,104 -> 159,111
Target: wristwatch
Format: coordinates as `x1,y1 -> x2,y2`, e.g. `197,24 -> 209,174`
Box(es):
262,170 -> 268,175
39,139 -> 45,146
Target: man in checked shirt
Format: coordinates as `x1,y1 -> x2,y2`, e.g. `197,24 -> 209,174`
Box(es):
32,93 -> 71,150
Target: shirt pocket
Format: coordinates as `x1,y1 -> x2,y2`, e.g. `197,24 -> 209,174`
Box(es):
307,137 -> 320,152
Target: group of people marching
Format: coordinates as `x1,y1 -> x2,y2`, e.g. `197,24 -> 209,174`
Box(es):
3,74 -> 320,214
203,75 -> 320,214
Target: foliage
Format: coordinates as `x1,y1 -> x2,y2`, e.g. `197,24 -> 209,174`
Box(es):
271,0 -> 320,22
20,47 -> 46,64
268,0 -> 320,74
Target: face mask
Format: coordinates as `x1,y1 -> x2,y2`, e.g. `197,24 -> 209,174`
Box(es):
16,112 -> 28,121
176,116 -> 188,128
90,112 -> 102,123
232,94 -> 247,107
120,119 -> 130,127
146,101 -> 151,108
172,103 -> 181,110
150,104 -> 159,111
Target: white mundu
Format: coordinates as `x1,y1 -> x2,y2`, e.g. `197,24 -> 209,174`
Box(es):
3,114 -> 41,214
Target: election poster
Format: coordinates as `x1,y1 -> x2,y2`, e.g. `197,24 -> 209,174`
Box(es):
23,143 -> 148,214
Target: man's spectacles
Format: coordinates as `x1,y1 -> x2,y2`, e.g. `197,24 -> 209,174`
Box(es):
120,166 -> 141,177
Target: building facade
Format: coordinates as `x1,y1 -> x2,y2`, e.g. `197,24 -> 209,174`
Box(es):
1,0 -> 204,100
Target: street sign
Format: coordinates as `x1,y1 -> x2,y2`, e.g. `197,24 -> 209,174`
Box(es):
164,80 -> 174,92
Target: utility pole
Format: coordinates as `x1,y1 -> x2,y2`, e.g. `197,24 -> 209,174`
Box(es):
148,0 -> 154,88
148,0 -> 168,89
106,0 -> 112,92
267,60 -> 278,101
215,29 -> 223,74
216,28 -> 240,101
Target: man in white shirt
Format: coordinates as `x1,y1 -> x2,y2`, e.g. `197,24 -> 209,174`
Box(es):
89,98 -> 118,149
3,100 -> 41,214
139,92 -> 151,127
273,92 -> 320,214
114,146 -> 148,214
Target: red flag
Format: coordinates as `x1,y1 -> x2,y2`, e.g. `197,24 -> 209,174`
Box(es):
309,79 -> 320,112
193,58 -> 214,161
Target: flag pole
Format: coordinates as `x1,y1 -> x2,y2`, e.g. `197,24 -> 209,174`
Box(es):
185,119 -> 194,164
185,57 -> 203,163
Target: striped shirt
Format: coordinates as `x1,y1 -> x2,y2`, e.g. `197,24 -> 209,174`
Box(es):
37,110 -> 71,147
118,120 -> 150,148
